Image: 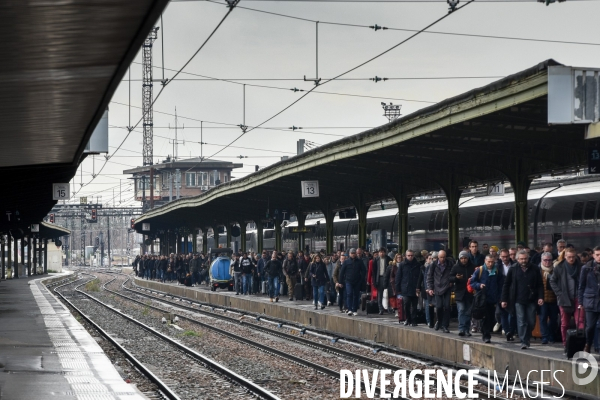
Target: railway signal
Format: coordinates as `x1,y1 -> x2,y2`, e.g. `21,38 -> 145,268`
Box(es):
49,213 -> 55,223
130,218 -> 135,229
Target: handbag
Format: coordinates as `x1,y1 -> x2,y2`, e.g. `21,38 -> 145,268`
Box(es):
382,289 -> 389,310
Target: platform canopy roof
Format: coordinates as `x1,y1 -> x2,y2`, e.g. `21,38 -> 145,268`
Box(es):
134,60 -> 593,233
0,0 -> 169,233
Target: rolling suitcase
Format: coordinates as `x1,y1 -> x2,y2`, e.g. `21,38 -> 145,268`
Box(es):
361,293 -> 370,311
397,296 -> 405,322
366,300 -> 379,315
566,311 -> 586,359
294,283 -> 304,301
261,281 -> 268,295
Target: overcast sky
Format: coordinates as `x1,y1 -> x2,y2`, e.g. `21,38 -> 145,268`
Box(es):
68,0 -> 600,207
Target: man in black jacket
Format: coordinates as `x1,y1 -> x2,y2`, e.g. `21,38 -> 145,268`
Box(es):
450,251 -> 475,336
427,250 -> 453,333
395,249 -> 422,325
373,248 -> 392,315
240,253 -> 254,295
501,249 -> 544,349
340,248 -> 366,316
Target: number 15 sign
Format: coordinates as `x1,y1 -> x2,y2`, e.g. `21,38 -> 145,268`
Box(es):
52,183 -> 70,200
301,181 -> 319,198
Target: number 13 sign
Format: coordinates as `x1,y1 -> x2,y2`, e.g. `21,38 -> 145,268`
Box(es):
301,181 -> 319,198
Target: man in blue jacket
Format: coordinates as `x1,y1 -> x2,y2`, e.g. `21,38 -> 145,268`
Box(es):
471,255 -> 502,343
340,248 -> 366,316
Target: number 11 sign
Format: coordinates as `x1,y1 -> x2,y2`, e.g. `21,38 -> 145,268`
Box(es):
301,181 -> 319,198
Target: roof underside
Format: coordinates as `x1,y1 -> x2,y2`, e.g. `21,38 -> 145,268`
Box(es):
135,60 -> 594,232
0,0 -> 169,233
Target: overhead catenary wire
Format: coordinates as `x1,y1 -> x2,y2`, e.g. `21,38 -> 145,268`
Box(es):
204,0 -> 600,47
205,0 -> 475,162
70,2 -> 240,199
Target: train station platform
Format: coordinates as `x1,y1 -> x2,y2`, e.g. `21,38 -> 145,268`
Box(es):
0,275 -> 147,400
132,274 -> 600,399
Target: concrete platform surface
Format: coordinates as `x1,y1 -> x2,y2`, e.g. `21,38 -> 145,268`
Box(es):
134,275 -> 600,399
0,275 -> 147,400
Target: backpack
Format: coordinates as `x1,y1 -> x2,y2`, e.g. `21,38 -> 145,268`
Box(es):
471,267 -> 487,319
467,266 -> 483,294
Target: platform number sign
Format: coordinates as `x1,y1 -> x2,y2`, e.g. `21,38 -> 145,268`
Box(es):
301,181 -> 319,198
52,183 -> 70,200
589,147 -> 600,174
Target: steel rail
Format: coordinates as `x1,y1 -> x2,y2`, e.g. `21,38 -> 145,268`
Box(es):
69,274 -> 281,400
100,273 -> 397,399
52,275 -> 181,400
113,273 -> 510,400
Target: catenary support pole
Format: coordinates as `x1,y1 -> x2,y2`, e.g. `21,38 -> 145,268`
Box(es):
43,239 -> 48,274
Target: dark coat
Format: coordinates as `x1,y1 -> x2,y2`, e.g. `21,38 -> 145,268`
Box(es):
468,251 -> 485,268
283,258 -> 298,277
501,263 -> 544,311
340,256 -> 366,286
395,258 -> 422,297
264,258 -> 282,277
240,257 -> 254,275
372,256 -> 392,286
578,261 -> 600,312
450,259 -> 476,302
550,260 -> 582,308
309,261 -> 330,286
426,259 -> 453,295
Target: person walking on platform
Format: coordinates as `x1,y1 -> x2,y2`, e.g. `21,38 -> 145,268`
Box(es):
468,240 -> 485,269
578,246 -> 600,353
550,248 -> 582,352
396,249 -> 422,324
283,252 -> 299,301
373,247 -> 392,315
257,250 -> 269,289
470,255 -> 501,343
536,252 -> 558,346
340,248 -> 366,316
427,250 -> 453,333
502,249 -> 544,349
240,253 -> 254,295
334,254 -> 347,312
189,253 -> 200,286
265,252 -> 283,302
298,252 -> 312,301
496,249 -> 517,341
309,254 -> 330,309
230,254 -> 242,295
451,251 -> 475,336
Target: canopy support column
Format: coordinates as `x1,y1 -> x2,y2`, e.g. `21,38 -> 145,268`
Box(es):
15,237 -> 20,278
295,211 -> 307,252
505,161 -> 533,246
440,177 -> 462,258
6,234 -> 11,279
354,194 -> 368,250
192,232 -> 197,253
1,235 -> 5,279
202,229 -> 208,254
240,223 -> 247,253
184,234 -> 189,254
275,222 -> 282,252
256,221 -> 264,253
226,224 -> 232,249
391,186 -> 412,254
43,239 -> 48,274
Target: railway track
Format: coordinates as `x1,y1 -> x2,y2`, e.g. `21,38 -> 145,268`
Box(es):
99,271 -> 517,400
52,274 -> 281,400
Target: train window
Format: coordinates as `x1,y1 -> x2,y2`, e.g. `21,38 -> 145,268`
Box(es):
484,210 -> 493,230
428,213 -> 436,232
584,201 -> 597,223
571,202 -> 584,225
492,209 -> 502,230
476,211 -> 485,231
442,211 -> 448,230
263,230 -> 274,239
435,212 -> 444,231
408,224 -> 413,232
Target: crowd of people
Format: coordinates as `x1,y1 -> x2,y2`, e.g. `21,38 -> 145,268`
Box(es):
132,238 -> 600,356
